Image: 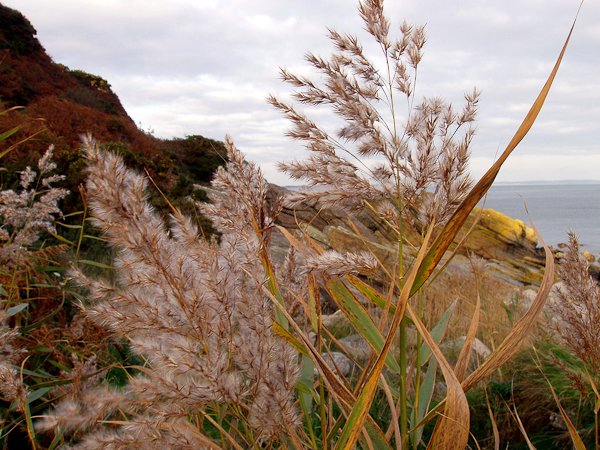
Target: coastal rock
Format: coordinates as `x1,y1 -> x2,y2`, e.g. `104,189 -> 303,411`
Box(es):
582,250 -> 595,263
316,352 -> 354,377
441,336 -> 492,372
270,184 -> 547,288
459,208 -> 545,285
338,334 -> 373,363
321,310 -> 355,337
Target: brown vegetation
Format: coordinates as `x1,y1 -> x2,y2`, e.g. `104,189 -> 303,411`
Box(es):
1,0 -> 597,449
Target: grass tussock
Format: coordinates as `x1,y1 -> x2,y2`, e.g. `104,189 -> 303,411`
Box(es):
1,1 -> 596,449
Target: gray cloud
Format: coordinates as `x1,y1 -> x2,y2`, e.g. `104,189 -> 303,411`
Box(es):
3,0 -> 599,185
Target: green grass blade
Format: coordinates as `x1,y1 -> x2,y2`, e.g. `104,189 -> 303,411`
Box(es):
334,225 -> 433,450
260,251 -> 289,330
413,358 -> 438,445
26,387 -> 52,404
6,303 -> 28,317
418,300 -> 456,365
0,125 -> 20,142
298,355 -> 318,448
326,279 -> 400,374
48,427 -> 65,450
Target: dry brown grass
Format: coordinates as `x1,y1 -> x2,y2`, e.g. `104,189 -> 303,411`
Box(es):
1,0 -> 584,448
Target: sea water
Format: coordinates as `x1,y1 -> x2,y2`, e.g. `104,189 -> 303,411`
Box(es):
481,183 -> 600,255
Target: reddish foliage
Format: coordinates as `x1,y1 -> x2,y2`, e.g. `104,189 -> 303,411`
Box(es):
0,3 -> 165,165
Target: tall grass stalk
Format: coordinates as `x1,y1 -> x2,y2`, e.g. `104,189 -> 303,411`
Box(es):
542,232 -> 600,448
269,0 -> 574,447
29,0 -> 582,448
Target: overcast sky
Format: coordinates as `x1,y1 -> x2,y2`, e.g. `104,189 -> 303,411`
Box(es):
3,0 -> 599,185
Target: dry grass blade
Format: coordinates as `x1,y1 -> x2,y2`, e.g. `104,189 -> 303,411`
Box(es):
334,224 -> 433,450
425,207 -> 484,290
454,287 -> 481,382
417,229 -> 554,429
462,230 -> 554,392
547,381 -> 587,450
534,350 -> 587,450
379,375 -> 402,450
510,403 -> 537,450
585,368 -> 600,449
485,389 -> 500,450
405,304 -> 470,450
410,11 -> 580,295
586,367 -> 600,401
276,224 -> 325,256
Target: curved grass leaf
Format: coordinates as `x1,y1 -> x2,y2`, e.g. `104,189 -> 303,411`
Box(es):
406,304 -> 469,450
462,231 -> 554,392
334,225 -> 433,450
410,13 -> 579,296
326,279 -> 400,374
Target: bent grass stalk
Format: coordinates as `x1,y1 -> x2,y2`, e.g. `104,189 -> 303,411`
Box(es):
15,0 -> 583,448
270,1 -> 575,448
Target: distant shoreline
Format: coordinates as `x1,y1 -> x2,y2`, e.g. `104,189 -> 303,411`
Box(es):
493,180 -> 600,186
283,180 -> 600,191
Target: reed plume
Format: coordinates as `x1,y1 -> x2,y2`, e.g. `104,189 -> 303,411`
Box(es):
0,309 -> 27,411
551,232 -> 600,373
0,146 -> 67,266
270,0 -> 479,230
39,135 -> 298,448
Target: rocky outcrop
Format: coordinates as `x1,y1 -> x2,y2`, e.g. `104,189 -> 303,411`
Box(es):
0,2 -> 158,158
271,184 -> 547,288
458,208 -> 545,285
270,186 -> 552,371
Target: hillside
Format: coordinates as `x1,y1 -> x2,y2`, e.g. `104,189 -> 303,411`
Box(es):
0,2 -> 548,283
0,3 -> 153,153
0,2 -> 226,220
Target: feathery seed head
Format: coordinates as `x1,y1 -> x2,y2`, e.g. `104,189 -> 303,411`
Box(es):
305,250 -> 378,277
551,232 -> 600,371
44,135 -> 299,445
271,0 -> 478,233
